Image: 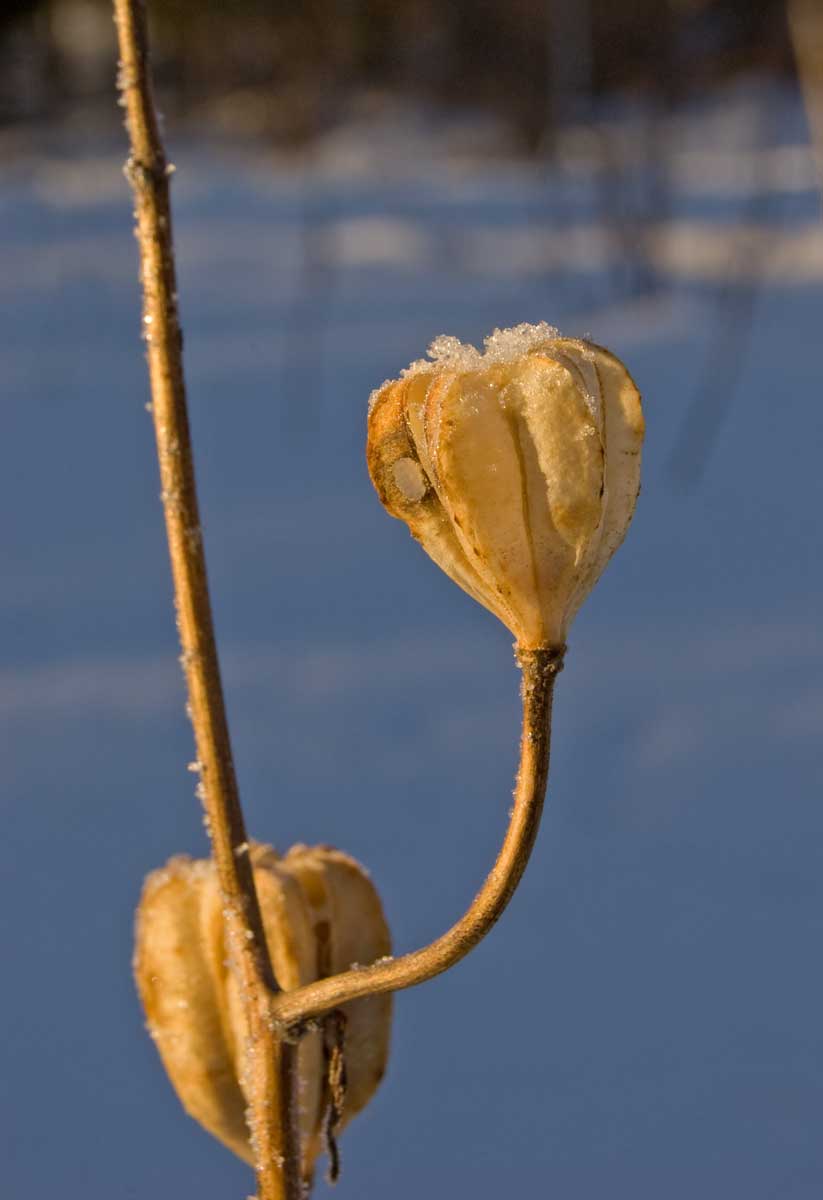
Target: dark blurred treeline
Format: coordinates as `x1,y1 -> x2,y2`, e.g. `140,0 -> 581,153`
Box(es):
0,0 -> 794,146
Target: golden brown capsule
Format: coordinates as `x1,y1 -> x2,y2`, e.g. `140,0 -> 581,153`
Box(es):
134,843 -> 392,1185
367,323 -> 644,648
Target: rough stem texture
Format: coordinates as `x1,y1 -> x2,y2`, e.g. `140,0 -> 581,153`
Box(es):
273,645 -> 564,1030
112,3 -> 302,1197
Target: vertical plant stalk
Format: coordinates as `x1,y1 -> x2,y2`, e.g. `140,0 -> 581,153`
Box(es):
271,645 -> 564,1029
112,3 -> 302,1197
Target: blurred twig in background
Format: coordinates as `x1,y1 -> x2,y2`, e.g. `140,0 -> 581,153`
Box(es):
667,98 -> 779,489
789,0 -> 823,192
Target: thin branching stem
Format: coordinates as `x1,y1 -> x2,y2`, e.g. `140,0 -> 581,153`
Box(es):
112,3 -> 302,1196
274,645 -> 564,1031
114,5 -> 564,1190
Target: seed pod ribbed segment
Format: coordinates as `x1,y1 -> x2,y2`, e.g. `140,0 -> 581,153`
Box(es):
367,324 -> 644,648
134,843 -> 392,1186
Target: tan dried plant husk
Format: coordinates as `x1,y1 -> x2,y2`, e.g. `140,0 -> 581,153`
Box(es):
134,842 -> 392,1185
367,323 -> 644,648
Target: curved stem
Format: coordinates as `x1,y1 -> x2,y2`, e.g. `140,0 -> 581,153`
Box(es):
273,645 -> 564,1030
112,4 -> 301,1197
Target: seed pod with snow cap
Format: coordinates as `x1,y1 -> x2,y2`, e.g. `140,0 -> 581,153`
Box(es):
134,842 -> 392,1189
367,323 -> 644,649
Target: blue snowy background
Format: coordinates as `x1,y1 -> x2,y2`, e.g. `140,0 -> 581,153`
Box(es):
1,63 -> 822,1200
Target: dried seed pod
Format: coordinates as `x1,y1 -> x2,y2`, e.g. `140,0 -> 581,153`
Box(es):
367,323 -> 644,648
134,843 -> 392,1185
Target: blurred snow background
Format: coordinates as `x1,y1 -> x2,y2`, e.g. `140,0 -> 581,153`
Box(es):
1,3 -> 823,1197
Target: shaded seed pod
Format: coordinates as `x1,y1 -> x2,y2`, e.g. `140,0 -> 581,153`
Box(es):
134,843 -> 392,1185
367,323 -> 644,648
